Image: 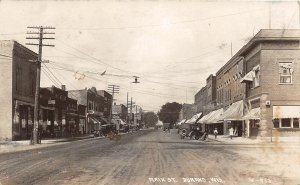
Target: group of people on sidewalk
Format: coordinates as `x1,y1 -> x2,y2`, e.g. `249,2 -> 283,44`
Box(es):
213,127 -> 235,139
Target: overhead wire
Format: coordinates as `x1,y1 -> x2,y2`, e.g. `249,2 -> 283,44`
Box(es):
47,62 -> 192,99
57,8 -> 263,30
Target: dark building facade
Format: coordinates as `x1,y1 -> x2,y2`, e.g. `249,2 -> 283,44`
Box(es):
0,40 -> 37,141
40,85 -> 68,138
97,90 -> 113,119
112,103 -> 128,121
69,87 -> 109,134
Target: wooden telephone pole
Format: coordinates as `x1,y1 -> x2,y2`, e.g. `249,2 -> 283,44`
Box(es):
107,85 -> 120,125
26,26 -> 55,144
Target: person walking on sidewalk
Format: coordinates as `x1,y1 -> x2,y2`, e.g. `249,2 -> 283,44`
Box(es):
213,128 -> 218,139
229,127 -> 234,139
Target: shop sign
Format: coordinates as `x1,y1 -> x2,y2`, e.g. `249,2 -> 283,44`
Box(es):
48,100 -> 55,105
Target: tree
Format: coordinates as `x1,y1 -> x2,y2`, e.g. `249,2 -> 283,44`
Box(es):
158,102 -> 182,128
144,112 -> 158,127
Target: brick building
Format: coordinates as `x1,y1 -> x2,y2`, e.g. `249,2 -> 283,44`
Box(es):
178,103 -> 197,121
196,29 -> 300,139
239,29 -> 300,138
195,75 -> 217,114
112,103 -> 128,121
40,85 -> 68,138
97,90 -> 113,119
0,40 -> 37,141
69,87 -> 111,134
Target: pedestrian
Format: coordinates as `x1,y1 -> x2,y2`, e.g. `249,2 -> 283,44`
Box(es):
213,128 -> 218,139
229,127 -> 234,139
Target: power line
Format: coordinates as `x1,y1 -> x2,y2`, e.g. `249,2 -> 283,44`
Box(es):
42,67 -> 60,87
57,8 -> 263,30
0,54 -> 12,58
42,63 -> 80,98
43,63 -> 63,86
46,59 -> 201,89
0,32 -> 25,35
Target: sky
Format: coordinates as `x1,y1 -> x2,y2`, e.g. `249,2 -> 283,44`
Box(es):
0,0 -> 299,112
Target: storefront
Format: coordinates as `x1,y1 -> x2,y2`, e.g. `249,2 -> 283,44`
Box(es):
243,107 -> 260,137
199,108 -> 223,134
220,100 -> 244,136
272,106 -> 300,137
12,101 -> 35,140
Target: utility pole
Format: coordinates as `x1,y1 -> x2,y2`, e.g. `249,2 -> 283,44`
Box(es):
127,97 -> 135,126
135,105 -> 138,126
126,92 -> 129,124
130,97 -> 133,125
26,26 -> 55,145
107,85 -> 120,125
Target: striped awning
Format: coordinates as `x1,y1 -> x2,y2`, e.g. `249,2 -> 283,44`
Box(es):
177,119 -> 186,125
240,71 -> 255,83
186,112 -> 202,124
220,100 -> 244,121
199,108 -> 223,124
273,106 -> 300,119
243,107 -> 260,120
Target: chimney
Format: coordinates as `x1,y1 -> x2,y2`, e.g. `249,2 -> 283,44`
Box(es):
61,85 -> 66,91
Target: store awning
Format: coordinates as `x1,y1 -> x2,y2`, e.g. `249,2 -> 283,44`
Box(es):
89,116 -> 101,124
112,119 -> 127,125
206,108 -> 224,124
111,119 -> 118,125
186,112 -> 202,124
177,119 -> 186,125
156,121 -> 163,126
198,114 -> 209,124
99,117 -> 109,124
220,100 -> 244,121
243,107 -> 260,120
240,71 -> 255,83
273,106 -> 300,119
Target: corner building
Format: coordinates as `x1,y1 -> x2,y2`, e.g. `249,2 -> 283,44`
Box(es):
196,29 -> 300,139
240,29 -> 300,138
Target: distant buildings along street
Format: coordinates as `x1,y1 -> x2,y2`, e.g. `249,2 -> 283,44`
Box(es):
0,40 -> 144,141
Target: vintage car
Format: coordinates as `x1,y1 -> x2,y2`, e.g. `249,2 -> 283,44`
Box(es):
179,123 -> 207,140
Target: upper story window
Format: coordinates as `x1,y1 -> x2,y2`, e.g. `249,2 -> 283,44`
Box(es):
252,65 -> 260,88
88,101 -> 94,110
16,66 -> 22,92
279,62 -> 293,84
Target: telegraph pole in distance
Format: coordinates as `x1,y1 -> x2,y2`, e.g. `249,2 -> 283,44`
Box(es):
126,92 -> 129,124
26,26 -> 55,144
130,98 -> 133,126
128,98 -> 135,126
107,85 -> 120,125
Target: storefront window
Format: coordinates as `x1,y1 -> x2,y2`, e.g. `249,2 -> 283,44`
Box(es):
293,118 -> 299,128
273,119 -> 279,128
281,118 -> 291,128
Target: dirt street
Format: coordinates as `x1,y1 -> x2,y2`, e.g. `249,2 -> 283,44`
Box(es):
0,129 -> 299,185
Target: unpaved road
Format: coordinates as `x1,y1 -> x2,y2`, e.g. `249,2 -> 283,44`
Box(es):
0,129 -> 299,185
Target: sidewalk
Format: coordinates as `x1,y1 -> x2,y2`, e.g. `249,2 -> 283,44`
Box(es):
0,134 -> 97,154
206,134 -> 300,145
0,132 -> 131,154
